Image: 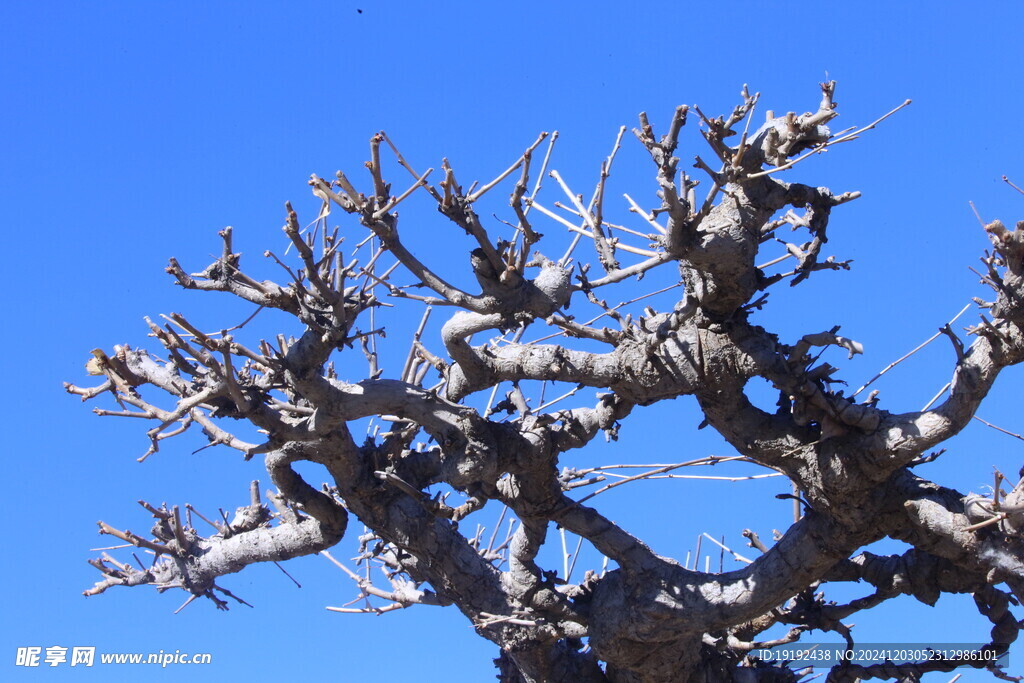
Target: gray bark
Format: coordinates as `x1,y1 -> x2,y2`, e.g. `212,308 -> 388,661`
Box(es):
69,83 -> 1024,682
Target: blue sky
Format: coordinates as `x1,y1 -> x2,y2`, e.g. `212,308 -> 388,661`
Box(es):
2,2 -> 1023,681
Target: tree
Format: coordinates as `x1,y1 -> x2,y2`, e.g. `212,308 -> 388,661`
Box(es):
66,82 -> 1024,682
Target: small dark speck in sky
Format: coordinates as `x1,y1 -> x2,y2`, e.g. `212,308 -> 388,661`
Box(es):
357,8 -> 363,13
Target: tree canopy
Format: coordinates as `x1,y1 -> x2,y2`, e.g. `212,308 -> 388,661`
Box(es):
66,82 -> 1024,682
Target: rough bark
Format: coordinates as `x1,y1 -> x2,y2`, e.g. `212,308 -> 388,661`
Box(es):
68,83 -> 1024,682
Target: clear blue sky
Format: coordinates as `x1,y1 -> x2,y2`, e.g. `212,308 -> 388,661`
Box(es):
2,2 -> 1023,681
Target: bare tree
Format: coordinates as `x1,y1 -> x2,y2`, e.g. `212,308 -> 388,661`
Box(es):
67,82 -> 1024,682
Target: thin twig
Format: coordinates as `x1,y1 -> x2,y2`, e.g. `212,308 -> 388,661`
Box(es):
569,457 -> 748,507
701,533 -> 753,564
852,303 -> 972,398
921,383 -> 951,411
746,99 -> 912,179
468,132 -> 549,203
973,415 -> 1024,442
623,193 -> 667,234
1003,176 -> 1024,196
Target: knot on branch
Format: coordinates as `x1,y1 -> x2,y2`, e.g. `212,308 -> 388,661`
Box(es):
781,329 -> 881,437
751,83 -> 837,169
975,219 -> 1024,327
965,476 -> 1024,537
83,345 -> 148,390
